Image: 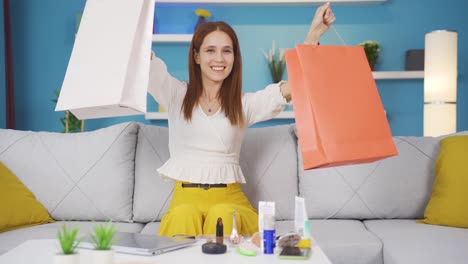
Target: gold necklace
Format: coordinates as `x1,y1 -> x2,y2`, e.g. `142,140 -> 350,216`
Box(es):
201,96 -> 218,113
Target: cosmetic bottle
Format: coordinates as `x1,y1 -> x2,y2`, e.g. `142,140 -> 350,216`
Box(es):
230,210 -> 240,244
258,201 -> 275,251
216,217 -> 223,244
295,196 -> 307,236
263,214 -> 275,254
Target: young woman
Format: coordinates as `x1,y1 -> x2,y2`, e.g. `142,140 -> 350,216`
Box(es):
149,2 -> 335,237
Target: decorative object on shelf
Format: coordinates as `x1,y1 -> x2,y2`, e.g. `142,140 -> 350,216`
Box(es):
55,225 -> 81,264
194,8 -> 211,31
89,222 -> 117,264
424,30 -> 458,137
405,49 -> 424,70
261,40 -> 286,83
52,90 -> 85,133
358,40 -> 380,70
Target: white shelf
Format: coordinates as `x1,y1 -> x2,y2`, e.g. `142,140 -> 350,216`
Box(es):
145,111 -> 295,120
372,71 -> 424,79
145,112 -> 169,120
154,0 -> 387,5
152,34 -> 192,43
145,71 -> 423,120
275,111 -> 295,119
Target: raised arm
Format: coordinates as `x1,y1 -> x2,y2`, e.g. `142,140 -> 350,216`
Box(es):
304,2 -> 336,45
279,2 -> 336,100
148,51 -> 186,111
243,82 -> 288,126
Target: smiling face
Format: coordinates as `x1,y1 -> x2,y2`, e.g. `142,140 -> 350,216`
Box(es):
184,21 -> 244,126
194,30 -> 234,87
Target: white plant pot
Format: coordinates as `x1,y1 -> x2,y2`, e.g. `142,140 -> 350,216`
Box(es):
90,249 -> 114,264
54,253 -> 80,264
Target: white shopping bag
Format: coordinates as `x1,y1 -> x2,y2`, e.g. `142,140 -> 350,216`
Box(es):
56,0 -> 155,120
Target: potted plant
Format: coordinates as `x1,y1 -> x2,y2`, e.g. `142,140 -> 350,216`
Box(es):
358,40 -> 380,70
89,222 -> 118,264
55,225 -> 81,264
261,40 -> 286,83
52,90 -> 85,133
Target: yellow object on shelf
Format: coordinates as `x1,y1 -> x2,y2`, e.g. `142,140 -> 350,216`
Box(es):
195,8 -> 211,18
296,238 -> 311,249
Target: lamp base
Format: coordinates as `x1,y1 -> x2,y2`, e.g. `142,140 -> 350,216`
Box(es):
424,103 -> 456,137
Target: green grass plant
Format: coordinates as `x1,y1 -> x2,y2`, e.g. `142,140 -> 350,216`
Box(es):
358,40 -> 380,70
90,222 -> 118,250
57,225 -> 81,255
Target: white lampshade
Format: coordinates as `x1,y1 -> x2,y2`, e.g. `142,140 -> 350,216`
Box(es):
424,30 -> 458,136
424,104 -> 456,137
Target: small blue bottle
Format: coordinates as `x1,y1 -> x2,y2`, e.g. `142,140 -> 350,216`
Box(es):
263,214 -> 276,254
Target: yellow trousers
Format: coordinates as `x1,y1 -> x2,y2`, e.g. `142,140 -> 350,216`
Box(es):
159,182 -> 258,237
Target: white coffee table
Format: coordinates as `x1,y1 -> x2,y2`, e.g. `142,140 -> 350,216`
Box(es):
0,239 -> 332,264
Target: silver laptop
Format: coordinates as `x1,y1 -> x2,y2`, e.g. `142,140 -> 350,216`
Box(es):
79,232 -> 196,256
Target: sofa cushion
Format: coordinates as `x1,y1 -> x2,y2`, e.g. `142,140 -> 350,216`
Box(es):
297,132 -> 441,219
133,124 -> 173,223
239,125 -> 298,220
133,124 -> 298,223
0,122 -> 138,222
0,161 -> 54,232
419,135 -> 468,228
0,221 -> 144,255
364,219 -> 468,264
275,220 -> 383,264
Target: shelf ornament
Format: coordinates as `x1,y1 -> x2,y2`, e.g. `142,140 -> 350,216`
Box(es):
195,9 -> 212,31
358,40 -> 380,70
261,40 -> 286,83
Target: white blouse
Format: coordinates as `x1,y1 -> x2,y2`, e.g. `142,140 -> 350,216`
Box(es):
148,57 -> 287,184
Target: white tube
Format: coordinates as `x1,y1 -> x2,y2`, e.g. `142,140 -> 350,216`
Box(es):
295,196 -> 308,236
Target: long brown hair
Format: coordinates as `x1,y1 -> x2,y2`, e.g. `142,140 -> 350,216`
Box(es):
182,21 -> 244,127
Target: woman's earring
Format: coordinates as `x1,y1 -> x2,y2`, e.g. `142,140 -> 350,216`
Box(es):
194,52 -> 200,64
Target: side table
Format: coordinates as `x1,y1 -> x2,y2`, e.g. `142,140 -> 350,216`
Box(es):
0,239 -> 332,264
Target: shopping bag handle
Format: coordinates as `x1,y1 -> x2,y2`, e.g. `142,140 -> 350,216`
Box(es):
330,25 -> 347,46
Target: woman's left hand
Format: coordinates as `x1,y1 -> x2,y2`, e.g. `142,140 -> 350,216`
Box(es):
304,2 -> 336,44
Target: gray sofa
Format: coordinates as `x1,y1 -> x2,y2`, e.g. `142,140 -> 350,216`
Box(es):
1,122 -> 467,264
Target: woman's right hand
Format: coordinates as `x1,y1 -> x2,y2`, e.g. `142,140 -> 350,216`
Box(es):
304,2 -> 336,45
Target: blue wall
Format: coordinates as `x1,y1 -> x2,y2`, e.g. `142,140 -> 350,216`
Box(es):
1,0 -> 467,135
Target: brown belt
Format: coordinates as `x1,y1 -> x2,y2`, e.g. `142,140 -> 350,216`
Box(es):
181,183 -> 227,190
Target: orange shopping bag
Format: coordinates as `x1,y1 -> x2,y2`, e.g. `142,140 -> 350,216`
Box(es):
285,44 -> 398,170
